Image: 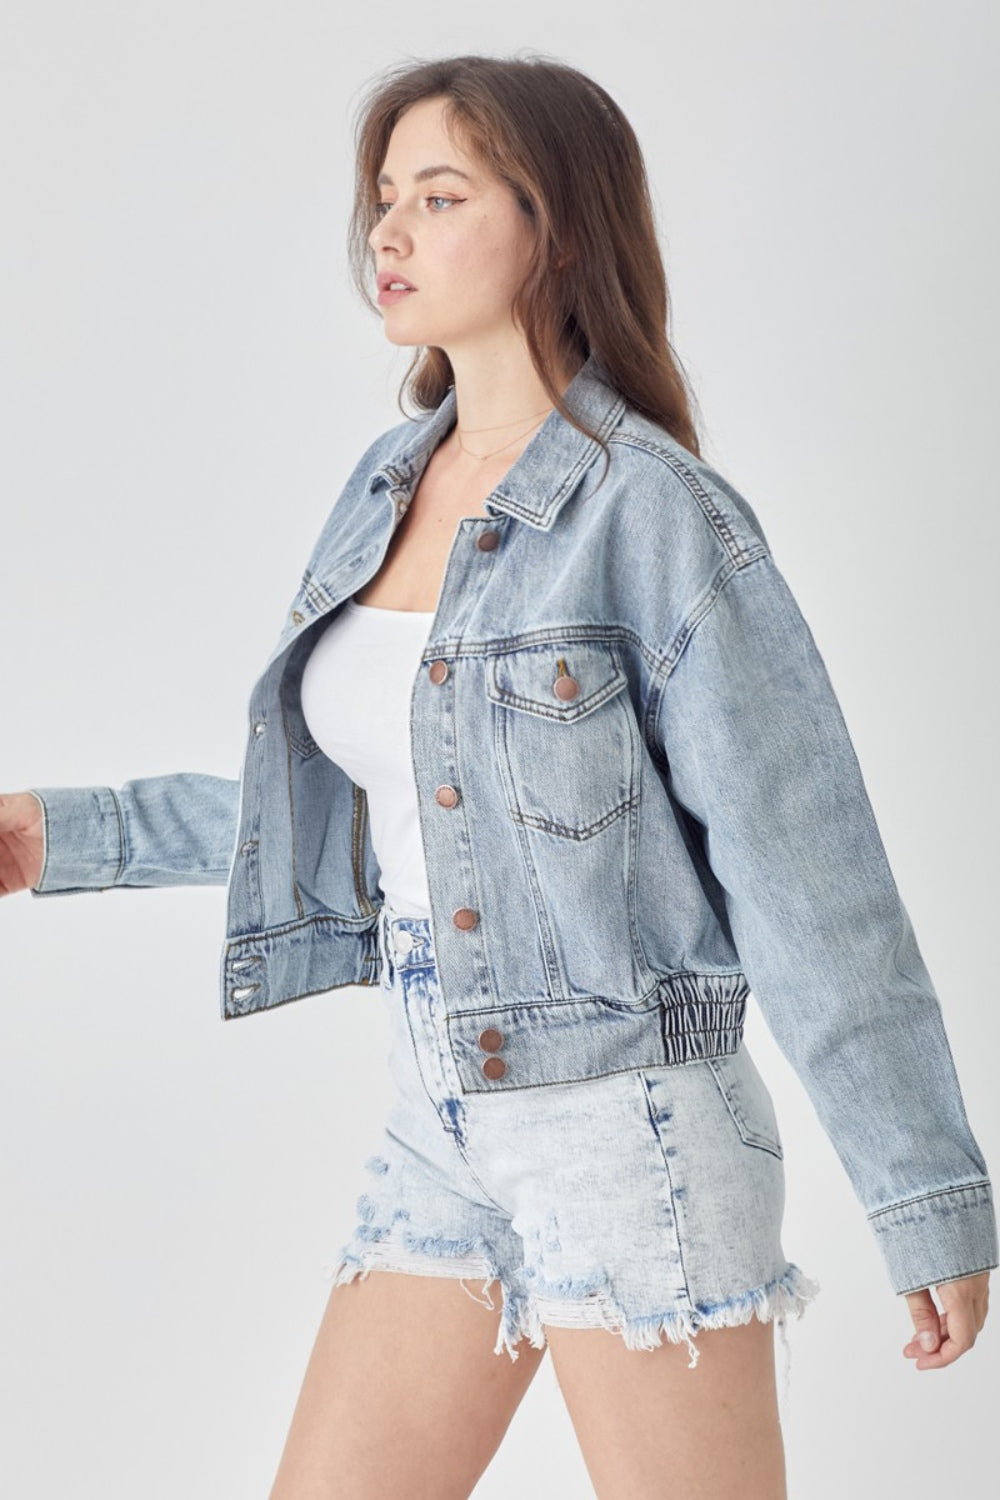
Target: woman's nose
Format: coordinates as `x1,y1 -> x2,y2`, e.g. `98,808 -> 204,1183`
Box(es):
369,211 -> 406,254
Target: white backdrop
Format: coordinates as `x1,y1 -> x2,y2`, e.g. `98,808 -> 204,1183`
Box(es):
1,3 -> 997,1496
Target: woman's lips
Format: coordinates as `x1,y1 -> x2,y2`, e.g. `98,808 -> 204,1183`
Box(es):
377,285 -> 417,306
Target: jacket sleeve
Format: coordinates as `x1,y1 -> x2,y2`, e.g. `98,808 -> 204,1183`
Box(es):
27,774 -> 241,894
654,549 -> 998,1295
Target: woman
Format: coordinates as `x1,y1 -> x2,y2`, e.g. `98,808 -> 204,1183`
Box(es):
1,52 -> 995,1500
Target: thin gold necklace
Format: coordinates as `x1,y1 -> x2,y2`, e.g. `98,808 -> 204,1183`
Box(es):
455,409 -> 552,462
458,405 -> 553,434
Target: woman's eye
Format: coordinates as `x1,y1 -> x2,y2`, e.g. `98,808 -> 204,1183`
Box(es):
373,196 -> 459,219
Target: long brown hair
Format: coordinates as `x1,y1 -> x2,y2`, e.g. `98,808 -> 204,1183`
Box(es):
347,52 -> 704,460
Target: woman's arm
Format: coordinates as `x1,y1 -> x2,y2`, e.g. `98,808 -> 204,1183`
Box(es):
655,549 -> 998,1298
25,773 -> 241,894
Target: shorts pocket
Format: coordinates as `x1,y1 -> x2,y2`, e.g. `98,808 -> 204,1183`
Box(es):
703,1046 -> 784,1160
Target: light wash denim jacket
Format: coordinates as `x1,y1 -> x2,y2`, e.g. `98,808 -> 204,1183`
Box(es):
29,353 -> 997,1297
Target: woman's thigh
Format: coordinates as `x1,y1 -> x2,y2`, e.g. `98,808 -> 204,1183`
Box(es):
267,1270 -> 547,1500
546,1315 -> 785,1500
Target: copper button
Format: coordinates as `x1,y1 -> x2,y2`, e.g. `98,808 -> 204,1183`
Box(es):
291,609 -> 305,626
553,674 -> 579,701
452,907 -> 478,930
434,784 -> 459,808
478,1027 -> 504,1052
428,660 -> 450,684
476,530 -> 500,552
482,1056 -> 507,1081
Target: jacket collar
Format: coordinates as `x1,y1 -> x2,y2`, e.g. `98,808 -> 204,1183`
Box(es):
368,351 -> 627,531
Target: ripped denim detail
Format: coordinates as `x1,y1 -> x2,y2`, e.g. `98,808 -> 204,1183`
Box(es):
321,1156 -> 820,1399
324,1235 -> 533,1364
515,1260 -> 821,1402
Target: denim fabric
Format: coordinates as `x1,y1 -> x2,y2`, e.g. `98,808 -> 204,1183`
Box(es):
326,900 -> 820,1388
28,351 -> 998,1297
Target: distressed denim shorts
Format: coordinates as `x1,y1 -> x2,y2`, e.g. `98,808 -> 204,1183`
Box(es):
325,901 -> 820,1388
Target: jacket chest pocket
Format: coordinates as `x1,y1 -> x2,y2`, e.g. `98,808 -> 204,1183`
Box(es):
486,642 -> 638,839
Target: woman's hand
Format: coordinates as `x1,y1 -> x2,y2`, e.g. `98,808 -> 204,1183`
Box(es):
0,792 -> 44,896
902,1269 -> 991,1369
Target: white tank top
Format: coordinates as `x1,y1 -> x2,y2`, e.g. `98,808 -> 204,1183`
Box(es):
299,596 -> 436,917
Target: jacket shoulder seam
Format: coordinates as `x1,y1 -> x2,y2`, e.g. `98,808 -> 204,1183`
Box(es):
655,548 -> 771,690
646,553 -> 771,754
611,430 -> 766,568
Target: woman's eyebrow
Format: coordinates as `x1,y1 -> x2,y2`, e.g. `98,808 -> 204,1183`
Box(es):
376,165 -> 473,186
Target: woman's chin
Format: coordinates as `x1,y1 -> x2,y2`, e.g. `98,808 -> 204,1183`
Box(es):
380,325 -> 424,348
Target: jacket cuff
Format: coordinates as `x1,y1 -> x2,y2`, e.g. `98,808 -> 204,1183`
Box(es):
27,786 -> 125,895
868,1181 -> 999,1294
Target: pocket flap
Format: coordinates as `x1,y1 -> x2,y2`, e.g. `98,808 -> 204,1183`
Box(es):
487,642 -> 628,722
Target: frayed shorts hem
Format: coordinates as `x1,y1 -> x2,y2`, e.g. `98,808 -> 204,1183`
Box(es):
323,1242 -> 821,1379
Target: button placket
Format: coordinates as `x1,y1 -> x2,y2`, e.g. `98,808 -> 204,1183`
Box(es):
426,656 -> 477,929
424,631 -> 489,1073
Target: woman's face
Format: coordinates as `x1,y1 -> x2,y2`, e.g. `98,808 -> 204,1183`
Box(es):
368,95 -> 536,357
